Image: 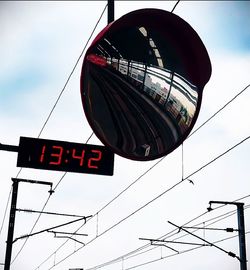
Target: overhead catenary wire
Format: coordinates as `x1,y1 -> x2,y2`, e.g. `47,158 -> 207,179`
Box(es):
48,202 -> 250,270
189,83 -> 250,138
31,35 -> 250,268
14,34 -> 250,270
124,230 -> 250,270
4,0 -> 249,267
82,198 -> 250,270
78,82 -> 250,229
9,3 -> 107,266
102,81 -> 250,215
118,200 -> 250,266
0,187 -> 12,237
91,204 -> 250,270
35,133 -> 250,270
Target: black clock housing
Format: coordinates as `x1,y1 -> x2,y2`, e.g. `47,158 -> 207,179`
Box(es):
17,137 -> 114,176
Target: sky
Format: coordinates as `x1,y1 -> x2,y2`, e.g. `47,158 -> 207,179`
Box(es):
0,1 -> 250,270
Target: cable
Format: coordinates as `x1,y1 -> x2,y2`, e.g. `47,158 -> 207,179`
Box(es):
52,0 -> 182,213
87,82 -> 250,229
36,133 -> 250,269
84,198 -> 250,270
10,1 -> 107,265
113,82 -> 248,197
12,130 -> 94,263
31,77 -> 250,268
3,0 -> 248,266
30,0 -> 249,266
94,204 -> 250,270
52,131 -> 93,191
123,201 -> 250,265
185,135 -> 250,180
124,230 -> 250,270
189,83 -> 250,138
50,201 -> 250,270
11,195 -> 51,264
37,6 -> 107,139
0,187 -> 12,237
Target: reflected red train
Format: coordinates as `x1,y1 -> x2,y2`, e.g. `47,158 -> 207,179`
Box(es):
86,54 -> 107,67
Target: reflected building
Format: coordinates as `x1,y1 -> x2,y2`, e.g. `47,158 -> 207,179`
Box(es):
104,56 -> 198,134
80,9 -> 211,160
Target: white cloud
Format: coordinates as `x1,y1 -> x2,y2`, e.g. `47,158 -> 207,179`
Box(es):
0,2 -> 249,270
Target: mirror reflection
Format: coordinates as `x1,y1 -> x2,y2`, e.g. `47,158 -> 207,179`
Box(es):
81,9 -> 211,160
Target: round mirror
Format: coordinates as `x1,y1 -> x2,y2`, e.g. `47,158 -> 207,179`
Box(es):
80,8 -> 212,161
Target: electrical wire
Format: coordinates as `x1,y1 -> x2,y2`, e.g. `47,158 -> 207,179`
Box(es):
120,200 -> 250,266
11,195 -> 51,264
84,198 -> 250,270
9,3 -> 107,266
10,0 -> 250,266
124,230 -> 250,270
93,205 -> 250,270
37,78 -> 250,268
35,78 -> 250,268
49,201 -> 250,270
189,83 -> 250,138
35,133 -> 250,269
0,187 -> 12,237
37,9 -> 107,139
85,82 -> 250,236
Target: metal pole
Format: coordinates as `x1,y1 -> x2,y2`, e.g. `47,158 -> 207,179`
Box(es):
237,203 -> 247,270
107,0 -> 114,24
0,143 -> 18,152
209,201 -> 248,270
4,179 -> 19,270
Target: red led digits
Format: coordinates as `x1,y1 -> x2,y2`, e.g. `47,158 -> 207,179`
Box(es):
40,145 -> 46,163
88,150 -> 102,169
17,137 -> 114,175
49,146 -> 63,165
72,148 -> 85,166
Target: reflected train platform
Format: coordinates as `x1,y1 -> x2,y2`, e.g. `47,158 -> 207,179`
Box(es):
80,8 -> 211,160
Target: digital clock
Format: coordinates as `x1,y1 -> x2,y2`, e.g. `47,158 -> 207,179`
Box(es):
17,137 -> 114,176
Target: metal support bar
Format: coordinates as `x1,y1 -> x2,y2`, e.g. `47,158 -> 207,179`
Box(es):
139,237 -> 209,247
48,230 -> 88,237
15,208 -> 85,218
52,235 -> 85,246
3,177 -> 55,269
183,226 -> 238,232
12,178 -> 53,187
168,221 -> 240,261
0,143 -> 19,152
12,178 -> 54,194
139,237 -> 179,253
13,215 -> 92,243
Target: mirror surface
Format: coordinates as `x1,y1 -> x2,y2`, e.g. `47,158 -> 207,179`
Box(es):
81,9 -> 211,160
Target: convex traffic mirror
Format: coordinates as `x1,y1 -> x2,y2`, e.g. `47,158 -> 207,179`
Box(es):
80,8 -> 212,161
